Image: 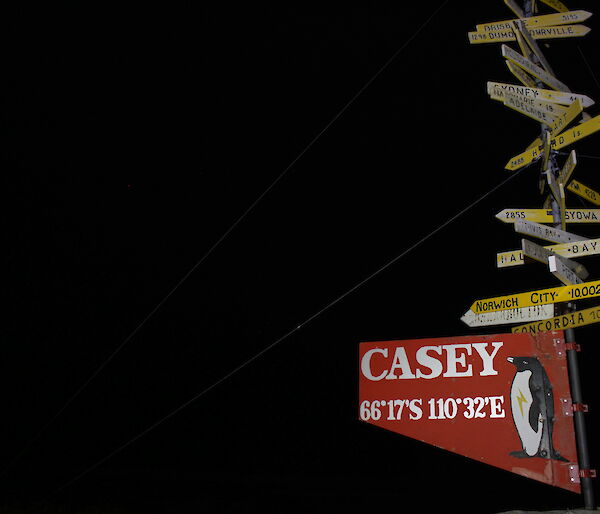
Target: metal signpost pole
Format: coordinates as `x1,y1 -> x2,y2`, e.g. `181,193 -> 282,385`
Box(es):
520,1 -> 596,508
565,325 -> 596,509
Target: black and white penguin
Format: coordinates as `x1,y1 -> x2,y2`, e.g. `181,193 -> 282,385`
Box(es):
507,356 -> 567,462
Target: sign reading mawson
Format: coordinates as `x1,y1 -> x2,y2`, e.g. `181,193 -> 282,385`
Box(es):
358,332 -> 578,492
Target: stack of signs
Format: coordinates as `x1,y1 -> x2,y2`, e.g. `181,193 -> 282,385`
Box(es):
358,333 -> 579,492
460,2 -> 600,336
359,0 -> 598,498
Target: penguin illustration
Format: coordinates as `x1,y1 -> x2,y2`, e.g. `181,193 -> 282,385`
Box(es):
507,356 -> 567,462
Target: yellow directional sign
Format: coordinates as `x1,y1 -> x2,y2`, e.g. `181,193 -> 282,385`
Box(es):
505,114 -> 600,170
503,0 -> 525,18
506,61 -> 537,87
476,10 -> 592,32
490,89 -> 568,117
557,150 -> 577,184
502,44 -> 570,91
503,91 -> 558,124
512,304 -> 600,334
487,82 -> 595,107
468,25 -> 590,44
568,180 -> 600,205
469,279 -> 600,314
497,238 -> 600,268
513,20 -> 553,74
540,0 -> 569,13
496,208 -> 600,223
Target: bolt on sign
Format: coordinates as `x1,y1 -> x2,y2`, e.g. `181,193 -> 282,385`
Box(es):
358,333 -> 579,492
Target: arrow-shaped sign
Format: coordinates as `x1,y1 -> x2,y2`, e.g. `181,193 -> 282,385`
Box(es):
476,10 -> 592,32
469,279 -> 600,314
513,304 -> 600,333
496,208 -> 600,223
502,44 -> 570,91
506,115 -> 600,170
487,82 -> 595,107
567,179 -> 600,205
497,238 -> 600,268
461,305 -> 555,327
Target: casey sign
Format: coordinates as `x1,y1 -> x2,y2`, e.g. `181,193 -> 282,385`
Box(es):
358,332 -> 579,492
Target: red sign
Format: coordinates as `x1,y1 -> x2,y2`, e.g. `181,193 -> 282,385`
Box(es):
358,331 -> 579,492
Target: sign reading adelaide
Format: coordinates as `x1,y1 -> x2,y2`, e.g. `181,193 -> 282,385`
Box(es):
358,332 -> 579,492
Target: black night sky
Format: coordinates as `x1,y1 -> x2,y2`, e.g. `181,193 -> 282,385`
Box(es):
4,2 -> 600,512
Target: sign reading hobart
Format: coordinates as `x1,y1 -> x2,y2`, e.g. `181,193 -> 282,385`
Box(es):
358,333 -> 578,492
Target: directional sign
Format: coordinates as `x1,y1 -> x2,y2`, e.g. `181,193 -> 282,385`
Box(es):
476,10 -> 592,32
513,304 -> 600,333
461,305 -> 555,327
469,279 -> 600,315
359,333 -> 579,492
567,180 -> 600,205
490,90 -> 569,117
546,98 -> 583,136
540,0 -> 569,13
496,208 -> 600,223
487,82 -> 595,107
506,61 -> 538,88
557,150 -> 577,184
515,219 -> 585,243
549,255 -> 584,285
515,20 -> 554,74
502,44 -> 570,92
506,115 -> 600,170
503,91 -> 558,124
497,238 -> 600,268
522,239 -> 588,281
503,0 -> 525,18
468,25 -> 590,44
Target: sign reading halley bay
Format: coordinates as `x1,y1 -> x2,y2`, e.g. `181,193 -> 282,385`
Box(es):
359,1 -> 597,503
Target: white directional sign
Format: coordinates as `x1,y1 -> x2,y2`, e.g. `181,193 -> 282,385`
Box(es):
461,304 -> 555,327
502,44 -> 570,92
522,239 -> 588,280
487,82 -> 595,107
490,89 -> 568,116
515,219 -> 585,243
549,255 -> 584,285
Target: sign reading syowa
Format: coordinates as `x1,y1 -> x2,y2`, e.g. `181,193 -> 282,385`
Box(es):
358,332 -> 578,492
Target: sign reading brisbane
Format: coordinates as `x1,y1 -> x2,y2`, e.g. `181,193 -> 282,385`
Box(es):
358,332 -> 579,492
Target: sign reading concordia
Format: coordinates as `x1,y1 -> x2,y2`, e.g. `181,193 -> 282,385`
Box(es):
496,208 -> 600,223
469,279 -> 600,314
513,304 -> 600,333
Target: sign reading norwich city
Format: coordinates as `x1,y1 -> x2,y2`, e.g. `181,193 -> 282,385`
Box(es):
359,333 -> 578,492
